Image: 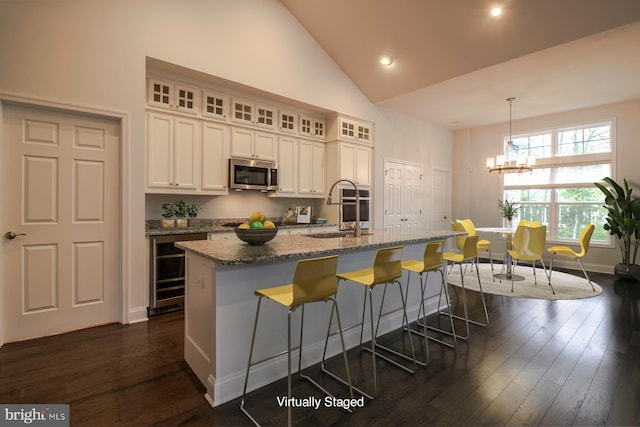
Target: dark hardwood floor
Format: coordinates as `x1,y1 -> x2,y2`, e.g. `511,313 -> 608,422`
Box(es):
1,269 -> 639,426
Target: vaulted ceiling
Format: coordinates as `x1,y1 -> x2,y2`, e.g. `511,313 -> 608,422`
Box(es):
281,0 -> 640,129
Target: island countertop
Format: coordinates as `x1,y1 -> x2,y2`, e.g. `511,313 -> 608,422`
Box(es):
176,228 -> 462,265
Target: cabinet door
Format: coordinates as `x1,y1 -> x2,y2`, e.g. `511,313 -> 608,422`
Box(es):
201,122 -> 229,192
148,79 -> 173,109
278,136 -> 297,194
299,140 -> 325,195
173,117 -> 199,190
230,128 -> 254,159
311,141 -> 325,193
298,140 -> 313,194
202,90 -> 228,120
355,145 -> 371,186
339,142 -> 356,183
147,112 -> 174,189
254,132 -> 277,161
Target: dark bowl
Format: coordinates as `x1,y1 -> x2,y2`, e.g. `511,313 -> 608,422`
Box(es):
234,227 -> 278,245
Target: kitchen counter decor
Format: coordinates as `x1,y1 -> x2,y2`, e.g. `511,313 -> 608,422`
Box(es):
234,226 -> 278,245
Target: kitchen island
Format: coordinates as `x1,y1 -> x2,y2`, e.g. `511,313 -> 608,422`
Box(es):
176,228 -> 462,407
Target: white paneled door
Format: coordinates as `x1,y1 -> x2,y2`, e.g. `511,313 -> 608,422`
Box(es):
383,160 -> 422,229
431,168 -> 451,232
2,104 -> 120,342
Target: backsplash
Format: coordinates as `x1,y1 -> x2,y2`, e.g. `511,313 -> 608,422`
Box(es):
145,192 -> 325,222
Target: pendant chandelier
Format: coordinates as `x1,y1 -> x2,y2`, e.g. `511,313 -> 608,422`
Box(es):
486,97 -> 534,174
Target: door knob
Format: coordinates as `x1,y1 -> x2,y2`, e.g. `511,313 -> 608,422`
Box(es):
5,231 -> 27,240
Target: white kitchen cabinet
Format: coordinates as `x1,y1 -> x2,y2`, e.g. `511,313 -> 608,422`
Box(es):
147,112 -> 199,191
147,78 -> 199,115
277,136 -> 298,194
230,98 -> 276,130
278,110 -> 297,134
339,142 -> 371,187
201,121 -> 230,194
230,128 -> 278,161
334,116 -> 373,145
202,90 -> 228,121
299,115 -> 326,140
298,140 -> 325,196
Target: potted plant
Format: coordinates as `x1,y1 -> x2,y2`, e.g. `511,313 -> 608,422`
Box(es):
186,202 -> 200,227
594,177 -> 640,281
161,203 -> 176,228
498,198 -> 520,227
174,200 -> 189,228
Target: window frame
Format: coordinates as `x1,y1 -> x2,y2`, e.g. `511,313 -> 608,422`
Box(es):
502,118 -> 616,248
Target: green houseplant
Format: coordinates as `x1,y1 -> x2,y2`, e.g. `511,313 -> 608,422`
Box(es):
161,203 -> 176,228
594,177 -> 640,281
174,200 -> 189,228
498,198 -> 520,226
186,202 -> 200,227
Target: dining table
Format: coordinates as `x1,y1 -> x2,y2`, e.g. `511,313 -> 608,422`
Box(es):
475,226 -> 525,281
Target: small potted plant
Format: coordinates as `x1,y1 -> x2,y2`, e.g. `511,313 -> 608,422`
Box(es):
161,203 -> 176,228
174,200 -> 189,228
186,202 -> 200,227
498,198 -> 519,228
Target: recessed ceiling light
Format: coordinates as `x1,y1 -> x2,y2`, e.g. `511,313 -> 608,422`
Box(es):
490,7 -> 502,17
379,56 -> 393,66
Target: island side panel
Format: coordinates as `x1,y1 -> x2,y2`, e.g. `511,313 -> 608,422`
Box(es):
184,253 -> 215,398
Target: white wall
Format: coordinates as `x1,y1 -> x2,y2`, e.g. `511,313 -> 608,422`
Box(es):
452,99 -> 640,272
0,0 -> 452,323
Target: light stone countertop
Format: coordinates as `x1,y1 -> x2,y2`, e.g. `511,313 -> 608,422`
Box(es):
176,228 -> 464,266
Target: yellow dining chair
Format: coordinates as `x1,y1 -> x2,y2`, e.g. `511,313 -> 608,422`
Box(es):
506,225 -> 551,293
402,239 -> 456,355
443,223 -> 489,340
501,219 -> 542,273
547,223 -> 596,291
323,246 -> 415,398
240,255 -> 353,427
456,219 -> 495,281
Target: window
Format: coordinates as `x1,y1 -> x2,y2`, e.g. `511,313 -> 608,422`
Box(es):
503,121 -> 613,245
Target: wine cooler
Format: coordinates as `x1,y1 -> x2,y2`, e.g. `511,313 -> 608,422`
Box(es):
149,233 -> 208,315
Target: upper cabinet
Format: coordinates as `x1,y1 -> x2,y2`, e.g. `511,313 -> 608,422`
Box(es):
231,98 -> 277,130
146,111 -> 229,195
202,90 -> 229,121
146,112 -> 199,191
147,78 -> 199,115
298,140 -> 325,195
299,115 -> 326,140
339,142 -> 371,187
230,128 -> 277,161
327,116 -> 374,145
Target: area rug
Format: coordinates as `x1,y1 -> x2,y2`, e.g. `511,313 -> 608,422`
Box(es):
446,263 -> 603,300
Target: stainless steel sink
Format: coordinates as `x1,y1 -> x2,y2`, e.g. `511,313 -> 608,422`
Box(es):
305,231 -> 373,238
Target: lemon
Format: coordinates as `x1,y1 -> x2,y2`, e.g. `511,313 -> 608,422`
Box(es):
263,220 -> 275,229
238,223 -> 250,229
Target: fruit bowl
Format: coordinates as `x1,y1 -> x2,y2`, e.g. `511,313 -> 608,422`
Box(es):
234,226 -> 278,245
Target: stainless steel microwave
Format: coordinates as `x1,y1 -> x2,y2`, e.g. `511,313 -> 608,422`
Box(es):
229,158 -> 278,191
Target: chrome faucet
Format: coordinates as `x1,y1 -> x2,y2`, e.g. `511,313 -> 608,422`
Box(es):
327,179 -> 361,237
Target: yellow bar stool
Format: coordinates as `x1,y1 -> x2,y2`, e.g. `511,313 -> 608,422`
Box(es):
322,246 -> 416,398
240,255 -> 353,427
443,225 -> 490,340
401,240 -> 456,358
456,219 -> 495,281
